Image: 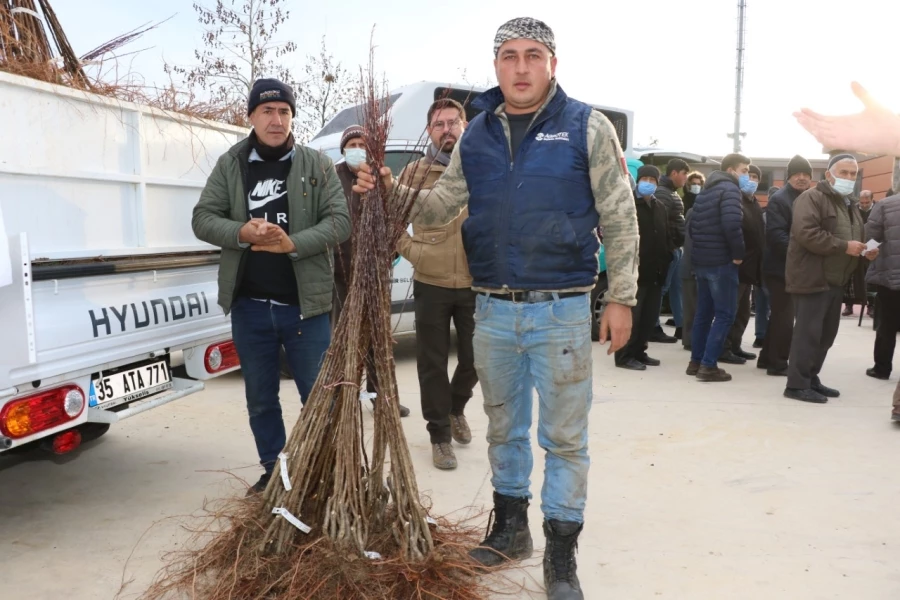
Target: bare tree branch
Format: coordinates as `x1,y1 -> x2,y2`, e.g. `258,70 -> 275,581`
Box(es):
165,0 -> 299,128
294,35 -> 357,143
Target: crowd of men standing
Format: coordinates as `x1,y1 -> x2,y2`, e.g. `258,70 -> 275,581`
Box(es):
622,151 -> 900,413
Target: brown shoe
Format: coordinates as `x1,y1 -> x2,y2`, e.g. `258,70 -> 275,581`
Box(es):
450,414 -> 472,445
432,443 -> 457,470
686,361 -> 701,376
696,365 -> 732,382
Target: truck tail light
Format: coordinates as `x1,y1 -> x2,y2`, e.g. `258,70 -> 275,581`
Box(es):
205,341 -> 240,373
0,385 -> 85,439
50,430 -> 83,454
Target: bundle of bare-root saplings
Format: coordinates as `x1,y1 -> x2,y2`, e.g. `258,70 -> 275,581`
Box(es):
139,50 -> 520,600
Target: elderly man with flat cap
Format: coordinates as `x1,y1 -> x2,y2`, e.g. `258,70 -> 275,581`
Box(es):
354,16 -> 638,600
784,154 -> 879,403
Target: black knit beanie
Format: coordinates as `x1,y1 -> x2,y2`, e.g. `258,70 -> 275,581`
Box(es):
786,155 -> 812,180
749,164 -> 762,178
637,164 -> 660,183
247,78 -> 296,117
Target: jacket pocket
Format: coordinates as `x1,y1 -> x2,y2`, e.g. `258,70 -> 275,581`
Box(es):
462,214 -> 496,280
409,229 -> 449,278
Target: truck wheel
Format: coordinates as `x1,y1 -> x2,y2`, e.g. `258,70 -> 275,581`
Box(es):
590,275 -> 609,342
279,347 -> 293,379
79,423 -> 111,443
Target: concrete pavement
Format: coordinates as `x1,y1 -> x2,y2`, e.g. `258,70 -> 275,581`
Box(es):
1,314 -> 898,599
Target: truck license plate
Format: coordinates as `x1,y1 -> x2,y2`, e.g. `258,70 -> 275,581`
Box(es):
90,360 -> 173,407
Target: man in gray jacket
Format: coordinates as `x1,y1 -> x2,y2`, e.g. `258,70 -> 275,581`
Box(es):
865,193 -> 900,388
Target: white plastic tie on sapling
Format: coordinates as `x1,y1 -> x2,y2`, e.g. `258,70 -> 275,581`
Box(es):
271,507 -> 311,534
364,551 -> 383,560
278,452 -> 292,491
359,391 -> 377,403
426,516 -> 438,526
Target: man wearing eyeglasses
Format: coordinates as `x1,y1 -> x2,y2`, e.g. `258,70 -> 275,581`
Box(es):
396,98 -> 477,471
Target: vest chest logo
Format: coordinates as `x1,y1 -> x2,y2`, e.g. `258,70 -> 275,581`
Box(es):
535,131 -> 569,142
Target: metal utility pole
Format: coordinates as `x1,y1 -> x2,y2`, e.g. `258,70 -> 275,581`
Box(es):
727,0 -> 747,152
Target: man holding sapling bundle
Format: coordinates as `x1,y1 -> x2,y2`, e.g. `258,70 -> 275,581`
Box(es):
192,79 -> 350,496
334,125 -> 411,418
396,98 -> 477,470
355,17 -> 638,600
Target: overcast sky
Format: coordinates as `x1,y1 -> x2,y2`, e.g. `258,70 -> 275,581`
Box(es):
55,0 -> 899,160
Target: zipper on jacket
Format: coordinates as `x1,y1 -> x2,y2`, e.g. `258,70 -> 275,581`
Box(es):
494,101 -> 564,287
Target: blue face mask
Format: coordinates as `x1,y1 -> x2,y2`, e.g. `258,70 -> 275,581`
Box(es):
637,181 -> 657,197
742,180 -> 759,195
345,148 -> 366,168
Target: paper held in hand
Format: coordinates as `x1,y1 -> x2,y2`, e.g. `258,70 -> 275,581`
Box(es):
865,239 -> 881,253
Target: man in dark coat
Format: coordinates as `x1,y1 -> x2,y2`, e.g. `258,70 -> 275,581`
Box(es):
757,155 -> 813,376
722,164 -> 766,364
616,165 -> 673,370
650,159 -> 688,343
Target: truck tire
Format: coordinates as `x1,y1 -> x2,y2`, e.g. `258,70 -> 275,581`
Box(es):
590,275 -> 609,342
78,423 -> 111,443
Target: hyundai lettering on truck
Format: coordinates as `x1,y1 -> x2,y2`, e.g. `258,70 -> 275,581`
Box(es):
0,71 -> 247,457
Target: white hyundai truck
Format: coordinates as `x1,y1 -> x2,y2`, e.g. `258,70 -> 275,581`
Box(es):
0,71 -> 246,457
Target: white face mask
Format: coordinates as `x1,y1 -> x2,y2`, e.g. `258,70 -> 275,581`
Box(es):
831,177 -> 855,196
345,148 -> 366,168
689,184 -> 702,194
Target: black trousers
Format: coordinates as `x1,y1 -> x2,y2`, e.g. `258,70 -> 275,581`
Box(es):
873,286 -> 900,376
615,283 -> 663,365
787,286 -> 843,390
413,281 -> 478,444
333,277 -> 377,394
725,283 -> 752,352
759,276 -> 794,371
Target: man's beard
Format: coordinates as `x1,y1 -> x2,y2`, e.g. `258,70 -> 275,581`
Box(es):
440,136 -> 457,151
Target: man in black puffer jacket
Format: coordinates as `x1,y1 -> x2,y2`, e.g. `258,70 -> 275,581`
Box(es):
757,155 -> 813,375
686,153 -> 749,382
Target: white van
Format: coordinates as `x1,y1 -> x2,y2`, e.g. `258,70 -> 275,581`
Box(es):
306,81 -> 636,338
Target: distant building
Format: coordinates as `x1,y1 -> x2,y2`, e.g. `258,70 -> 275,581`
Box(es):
853,155 -> 895,199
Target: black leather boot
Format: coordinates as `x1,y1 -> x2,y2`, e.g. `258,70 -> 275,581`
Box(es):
543,519 -> 584,599
468,492 -> 534,567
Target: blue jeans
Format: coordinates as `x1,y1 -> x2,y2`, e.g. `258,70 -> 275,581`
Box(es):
754,284 -> 770,339
230,297 -> 331,471
473,293 -> 593,523
658,248 -> 684,328
691,264 -> 740,368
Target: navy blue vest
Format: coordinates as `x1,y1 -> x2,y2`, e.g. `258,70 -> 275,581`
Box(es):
460,84 -> 599,290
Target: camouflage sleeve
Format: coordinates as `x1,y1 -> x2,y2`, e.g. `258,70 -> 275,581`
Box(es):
587,110 -> 639,306
395,162 -> 415,259
393,143 -> 469,227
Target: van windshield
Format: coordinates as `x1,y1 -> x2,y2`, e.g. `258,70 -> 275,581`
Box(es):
312,93 -> 403,140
